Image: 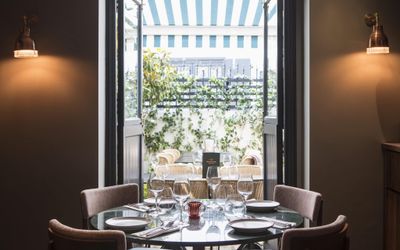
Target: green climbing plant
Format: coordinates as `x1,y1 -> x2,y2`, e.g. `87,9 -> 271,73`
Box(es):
125,48 -> 277,165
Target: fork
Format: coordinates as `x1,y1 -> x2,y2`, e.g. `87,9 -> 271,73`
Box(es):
144,220 -> 175,236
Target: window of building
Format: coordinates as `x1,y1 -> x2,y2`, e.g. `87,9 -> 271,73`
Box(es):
196,35 -> 203,48
251,36 -> 258,48
182,35 -> 189,48
209,35 -> 216,48
223,35 -> 230,48
237,35 -> 244,48
154,35 -> 161,47
168,35 -> 175,47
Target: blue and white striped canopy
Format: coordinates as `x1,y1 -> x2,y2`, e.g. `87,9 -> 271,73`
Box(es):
143,0 -> 276,26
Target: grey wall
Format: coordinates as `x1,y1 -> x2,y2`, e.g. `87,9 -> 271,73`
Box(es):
309,0 -> 400,250
0,1 -> 99,250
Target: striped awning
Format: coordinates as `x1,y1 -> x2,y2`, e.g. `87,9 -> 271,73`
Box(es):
143,0 -> 276,26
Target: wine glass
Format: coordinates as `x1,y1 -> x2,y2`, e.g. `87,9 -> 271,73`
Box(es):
221,153 -> 232,167
206,166 -> 221,199
173,178 -> 191,225
148,153 -> 157,172
237,173 -> 254,213
158,187 -> 177,223
215,184 -> 235,208
229,165 -> 239,180
156,163 -> 169,179
192,150 -> 203,177
148,172 -> 165,215
225,194 -> 245,219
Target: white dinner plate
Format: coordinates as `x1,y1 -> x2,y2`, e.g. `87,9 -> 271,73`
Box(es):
246,200 -> 280,212
105,217 -> 149,231
228,219 -> 274,234
144,198 -> 176,206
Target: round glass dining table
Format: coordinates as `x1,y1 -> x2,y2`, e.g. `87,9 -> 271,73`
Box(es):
90,202 -> 303,250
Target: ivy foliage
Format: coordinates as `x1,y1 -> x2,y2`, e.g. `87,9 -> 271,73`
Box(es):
130,48 -> 277,161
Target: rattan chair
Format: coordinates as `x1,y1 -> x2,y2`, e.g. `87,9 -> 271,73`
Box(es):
236,165 -> 263,177
273,185 -> 323,226
164,163 -> 194,177
162,148 -> 180,162
157,152 -> 174,164
48,219 -> 160,250
240,150 -> 263,165
80,184 -> 139,229
281,215 -> 349,250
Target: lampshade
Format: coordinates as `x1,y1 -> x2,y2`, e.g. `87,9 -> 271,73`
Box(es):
365,13 -> 389,55
14,16 -> 38,58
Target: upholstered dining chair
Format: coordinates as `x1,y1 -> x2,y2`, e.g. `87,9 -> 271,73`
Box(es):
80,183 -> 139,229
48,219 -> 161,250
273,185 -> 323,226
280,215 -> 349,250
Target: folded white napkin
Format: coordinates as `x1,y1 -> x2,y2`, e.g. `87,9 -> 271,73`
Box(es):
132,225 -> 180,239
259,217 -> 296,229
123,204 -> 152,213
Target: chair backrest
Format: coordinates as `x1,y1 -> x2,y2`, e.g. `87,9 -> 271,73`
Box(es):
48,219 -> 126,250
281,215 -> 349,250
240,150 -> 263,165
162,148 -> 180,162
163,163 -> 194,177
80,183 -> 139,228
236,165 -> 263,177
273,185 -> 323,226
157,152 -> 174,164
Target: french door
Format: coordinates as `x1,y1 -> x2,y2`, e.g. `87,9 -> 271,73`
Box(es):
106,0 -> 144,198
106,0 -> 300,199
263,0 -> 299,199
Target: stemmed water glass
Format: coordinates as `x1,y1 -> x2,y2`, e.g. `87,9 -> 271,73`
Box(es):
173,178 -> 191,225
206,166 -> 221,221
215,184 -> 235,208
221,153 -> 232,167
192,150 -> 203,177
206,166 -> 221,199
237,173 -> 254,213
148,172 -> 165,215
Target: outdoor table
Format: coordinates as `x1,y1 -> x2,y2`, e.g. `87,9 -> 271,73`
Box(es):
90,202 -> 303,250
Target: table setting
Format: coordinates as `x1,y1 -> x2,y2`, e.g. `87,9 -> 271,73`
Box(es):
89,168 -> 303,249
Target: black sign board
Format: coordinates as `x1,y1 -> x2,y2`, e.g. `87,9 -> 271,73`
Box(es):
202,152 -> 220,178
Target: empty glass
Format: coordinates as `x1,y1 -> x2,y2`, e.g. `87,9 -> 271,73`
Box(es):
206,166 -> 221,199
228,165 -> 239,180
221,153 -> 232,167
215,184 -> 235,208
192,150 -> 203,177
237,173 -> 254,212
173,178 -> 191,225
156,164 -> 169,179
204,139 -> 215,152
148,172 -> 165,215
225,194 -> 245,219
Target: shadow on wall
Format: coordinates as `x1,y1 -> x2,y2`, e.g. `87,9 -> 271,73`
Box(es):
0,55 -> 93,109
320,52 -> 400,141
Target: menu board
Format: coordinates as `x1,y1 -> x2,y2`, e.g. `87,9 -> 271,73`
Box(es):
202,152 -> 220,178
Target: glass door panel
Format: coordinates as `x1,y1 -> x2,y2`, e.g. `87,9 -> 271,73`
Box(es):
263,0 -> 282,199
117,0 -> 143,190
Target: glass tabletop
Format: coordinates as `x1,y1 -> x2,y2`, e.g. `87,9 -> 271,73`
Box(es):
90,202 -> 303,248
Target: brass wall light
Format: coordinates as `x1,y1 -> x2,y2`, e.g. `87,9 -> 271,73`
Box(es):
14,16 -> 38,58
364,13 -> 389,54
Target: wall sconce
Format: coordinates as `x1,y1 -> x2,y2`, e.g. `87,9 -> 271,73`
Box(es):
14,16 -> 38,58
364,13 -> 389,54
